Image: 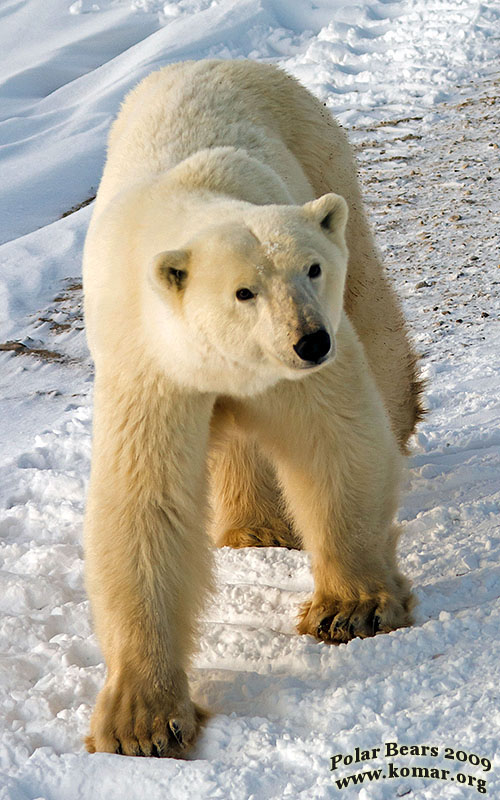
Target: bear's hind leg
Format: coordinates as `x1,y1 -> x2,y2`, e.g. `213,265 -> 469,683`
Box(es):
208,412 -> 300,550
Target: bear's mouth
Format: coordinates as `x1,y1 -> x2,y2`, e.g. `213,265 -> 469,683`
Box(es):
266,350 -> 334,375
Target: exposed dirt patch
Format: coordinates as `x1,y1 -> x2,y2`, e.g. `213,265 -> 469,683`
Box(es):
1,279 -> 86,365
0,341 -> 68,363
355,75 -> 499,365
60,196 -> 95,218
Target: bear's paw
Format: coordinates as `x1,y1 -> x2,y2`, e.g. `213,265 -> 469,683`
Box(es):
297,588 -> 415,645
217,522 -> 300,550
86,675 -> 208,757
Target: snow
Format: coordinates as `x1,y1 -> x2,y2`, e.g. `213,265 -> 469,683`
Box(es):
0,1 -> 499,798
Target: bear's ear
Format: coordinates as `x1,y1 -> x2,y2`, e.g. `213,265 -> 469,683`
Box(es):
150,250 -> 189,293
302,193 -> 348,240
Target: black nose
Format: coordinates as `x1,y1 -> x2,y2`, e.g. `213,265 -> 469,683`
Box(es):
293,329 -> 331,364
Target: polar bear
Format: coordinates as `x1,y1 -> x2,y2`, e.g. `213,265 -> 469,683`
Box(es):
83,59 -> 421,758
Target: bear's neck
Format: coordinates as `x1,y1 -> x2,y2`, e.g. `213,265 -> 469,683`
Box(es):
168,145 -> 295,206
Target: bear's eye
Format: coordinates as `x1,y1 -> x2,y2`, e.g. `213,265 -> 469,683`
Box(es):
308,263 -> 321,279
236,288 -> 255,301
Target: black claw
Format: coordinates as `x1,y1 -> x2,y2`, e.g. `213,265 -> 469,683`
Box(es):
331,618 -> 353,643
169,720 -> 184,747
115,742 -> 123,755
333,615 -> 349,632
333,614 -> 356,641
151,743 -> 160,758
317,615 -> 335,638
317,606 -> 382,643
152,737 -> 168,757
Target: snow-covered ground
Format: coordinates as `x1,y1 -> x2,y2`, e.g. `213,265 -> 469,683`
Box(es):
1,1 -> 499,798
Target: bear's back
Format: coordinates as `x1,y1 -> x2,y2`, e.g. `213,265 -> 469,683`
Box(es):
94,60 -> 331,214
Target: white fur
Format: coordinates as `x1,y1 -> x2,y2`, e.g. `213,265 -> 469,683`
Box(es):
83,59 -> 418,758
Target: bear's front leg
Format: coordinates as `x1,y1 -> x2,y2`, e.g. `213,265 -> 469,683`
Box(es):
84,372 -> 214,755
240,315 -> 415,645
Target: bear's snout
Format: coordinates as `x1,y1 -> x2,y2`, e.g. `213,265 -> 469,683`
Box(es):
293,329 -> 331,365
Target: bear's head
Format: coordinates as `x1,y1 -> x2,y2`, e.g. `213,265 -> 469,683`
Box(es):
146,193 -> 348,396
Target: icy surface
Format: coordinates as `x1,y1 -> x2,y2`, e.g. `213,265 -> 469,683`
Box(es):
0,1 -> 499,798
